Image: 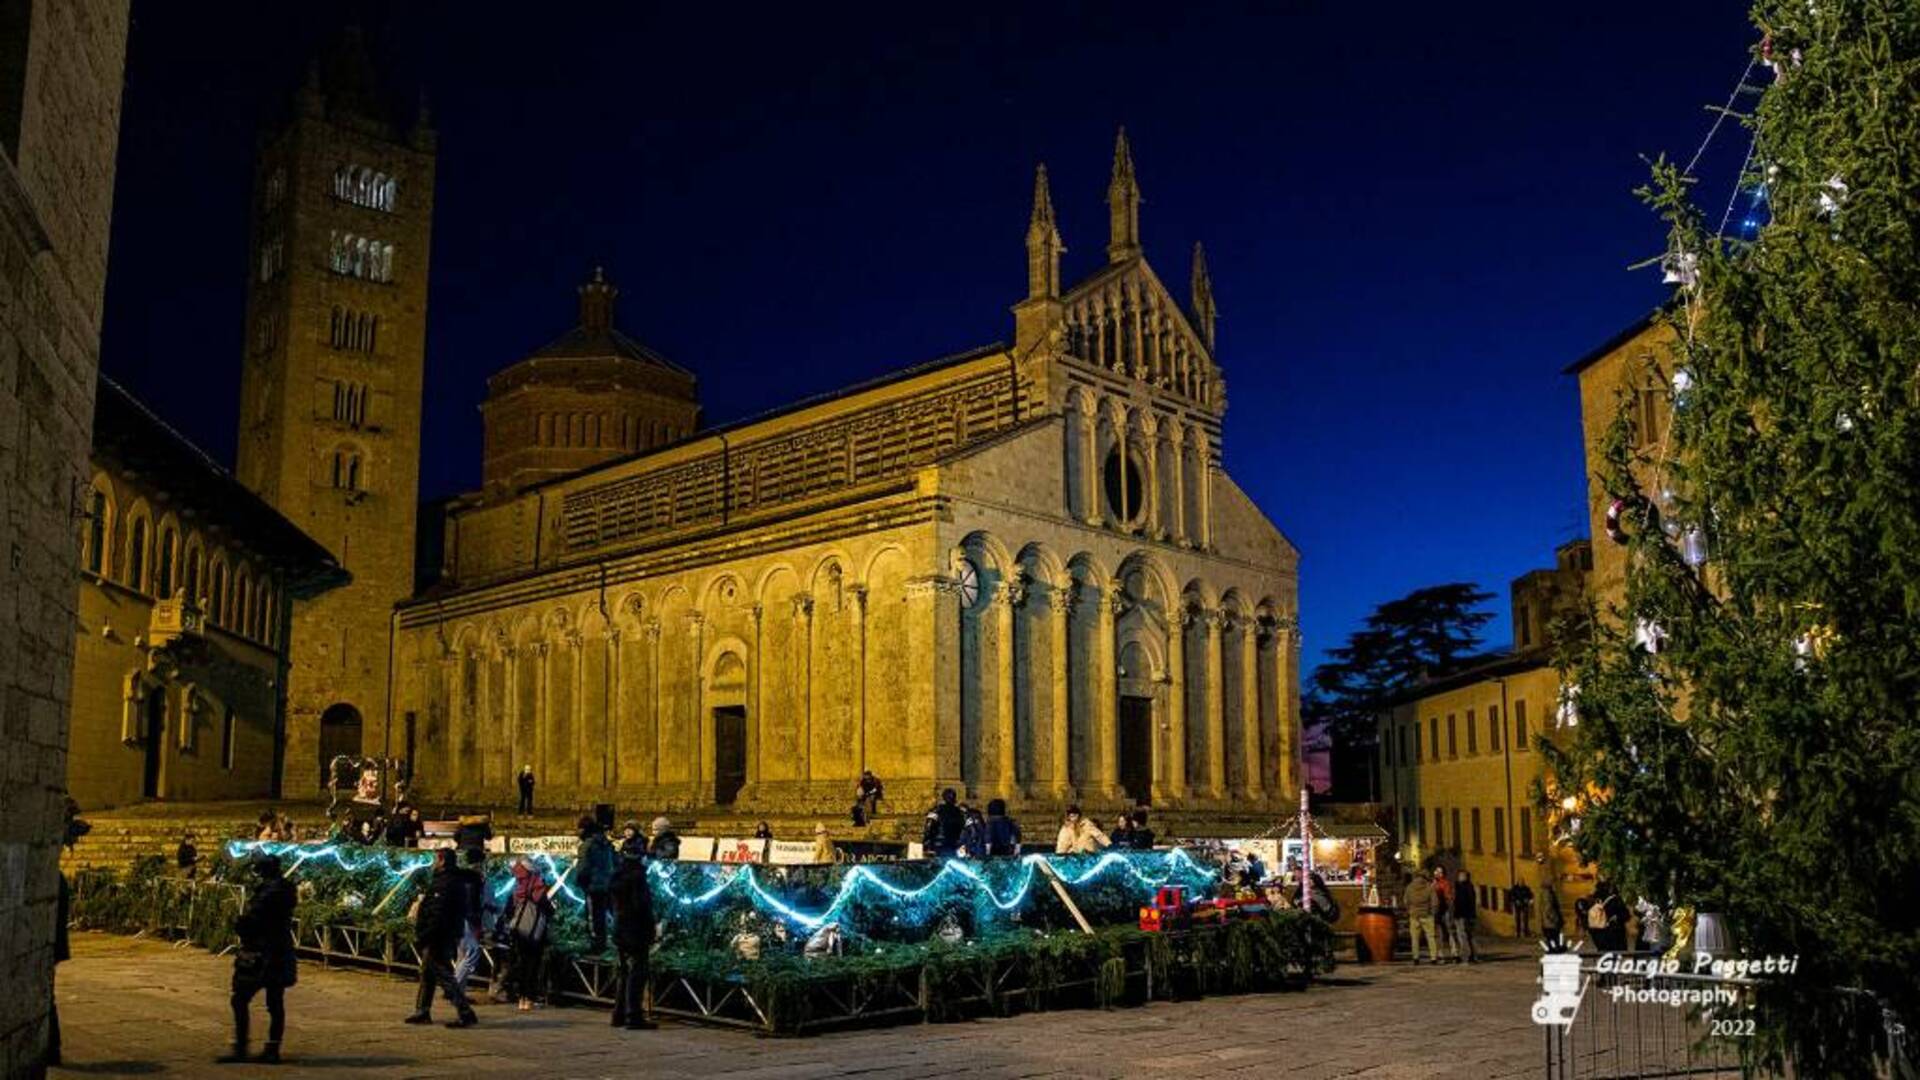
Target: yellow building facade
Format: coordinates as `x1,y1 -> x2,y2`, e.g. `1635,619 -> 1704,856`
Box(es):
1377,541 -> 1590,936
70,380 -> 345,808
392,135 -> 1302,820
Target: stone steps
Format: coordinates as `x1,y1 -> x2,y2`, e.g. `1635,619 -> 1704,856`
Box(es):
62,799 -> 1286,875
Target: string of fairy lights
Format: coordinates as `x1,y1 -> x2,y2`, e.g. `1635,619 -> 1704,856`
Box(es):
225,839 -> 1217,932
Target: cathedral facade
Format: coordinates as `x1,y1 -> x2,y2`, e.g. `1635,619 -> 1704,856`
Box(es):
390,133 -> 1300,818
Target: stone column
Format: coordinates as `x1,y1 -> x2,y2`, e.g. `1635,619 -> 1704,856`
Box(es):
533,641 -> 550,787
992,580 -> 1019,789
687,611 -> 706,788
852,585 -> 868,779
502,645 -> 519,786
907,574 -> 962,787
1077,395 -> 1101,527
1140,412 -> 1162,540
1165,610 -> 1189,800
566,630 -> 586,791
1167,418 -> 1187,545
749,603 -> 765,793
1276,617 -> 1301,797
1237,616 -> 1264,800
645,619 -> 662,786
794,593 -> 814,782
605,629 -> 621,791
1202,611 -> 1226,797
1095,588 -> 1120,794
440,653 -> 461,794
1047,585 -> 1072,796
1196,431 -> 1215,550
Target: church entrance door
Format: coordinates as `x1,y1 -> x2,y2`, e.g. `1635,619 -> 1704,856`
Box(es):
141,688 -> 166,798
318,703 -> 364,789
1118,696 -> 1153,806
713,706 -> 747,805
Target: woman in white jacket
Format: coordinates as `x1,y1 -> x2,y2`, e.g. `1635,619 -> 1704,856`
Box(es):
1053,805 -> 1111,855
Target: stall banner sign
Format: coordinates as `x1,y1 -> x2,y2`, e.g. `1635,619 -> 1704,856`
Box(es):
677,836 -> 717,862
766,839 -> 823,865
714,838 -> 767,864
417,837 -> 455,851
906,842 -> 925,860
508,835 -> 579,857
423,820 -> 459,838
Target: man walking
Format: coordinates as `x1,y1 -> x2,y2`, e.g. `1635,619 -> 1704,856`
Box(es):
219,855 -> 297,1064
609,833 -> 657,1030
406,849 -> 479,1028
1403,868 -> 1439,964
451,846 -> 494,995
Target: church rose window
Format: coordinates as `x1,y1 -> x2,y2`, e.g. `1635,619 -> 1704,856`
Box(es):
1103,447 -> 1146,526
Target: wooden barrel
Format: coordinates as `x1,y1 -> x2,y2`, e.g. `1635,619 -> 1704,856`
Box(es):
1354,905 -> 1397,964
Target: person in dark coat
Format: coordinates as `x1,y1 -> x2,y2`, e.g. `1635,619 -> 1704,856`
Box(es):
647,816 -> 680,861
922,788 -> 966,857
516,765 -> 536,814
984,799 -> 1022,856
577,817 -> 617,953
406,848 -> 478,1028
218,855 -> 297,1064
608,836 -> 658,1030
452,813 -> 493,855
1126,809 -> 1156,850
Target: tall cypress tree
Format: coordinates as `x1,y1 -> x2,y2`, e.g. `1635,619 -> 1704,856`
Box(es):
1550,1 -> 1919,1070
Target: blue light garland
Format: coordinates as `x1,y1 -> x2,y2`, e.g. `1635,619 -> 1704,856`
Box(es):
225,840 -> 1215,934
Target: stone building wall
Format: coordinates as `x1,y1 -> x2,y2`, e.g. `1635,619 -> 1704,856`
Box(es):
0,1 -> 130,1074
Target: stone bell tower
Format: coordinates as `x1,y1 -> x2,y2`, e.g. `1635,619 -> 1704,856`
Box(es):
234,29 -> 436,793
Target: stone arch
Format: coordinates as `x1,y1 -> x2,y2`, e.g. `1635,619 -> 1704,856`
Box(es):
956,530 -> 1018,790
153,513 -> 182,598
1015,541 -> 1067,591
81,470 -> 116,578
1116,550 -> 1178,613
859,542 -> 909,587
753,562 -> 799,607
701,572 -> 746,613
122,497 -> 153,592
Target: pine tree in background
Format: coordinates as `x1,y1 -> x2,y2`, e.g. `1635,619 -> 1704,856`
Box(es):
1549,0 -> 1919,1070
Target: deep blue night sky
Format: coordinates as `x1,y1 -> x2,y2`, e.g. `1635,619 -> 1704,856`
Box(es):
99,1 -> 1755,670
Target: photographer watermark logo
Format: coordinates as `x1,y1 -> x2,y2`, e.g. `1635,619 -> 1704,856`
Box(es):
1532,953 -> 1587,1027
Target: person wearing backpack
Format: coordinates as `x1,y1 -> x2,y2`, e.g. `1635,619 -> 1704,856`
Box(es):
1589,880 -> 1630,952
503,858 -> 553,1012
577,817 -> 617,954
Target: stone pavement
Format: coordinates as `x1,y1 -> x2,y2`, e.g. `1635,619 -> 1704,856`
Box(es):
51,933 -> 1549,1079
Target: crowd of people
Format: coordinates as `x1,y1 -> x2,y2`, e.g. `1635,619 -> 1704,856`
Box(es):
915,789 -> 1160,858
